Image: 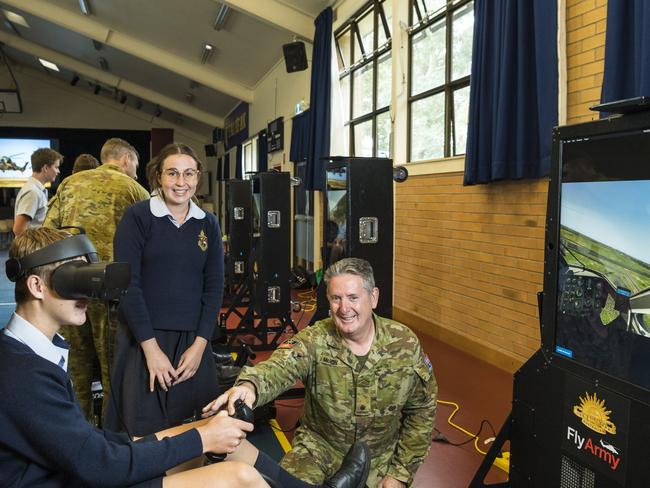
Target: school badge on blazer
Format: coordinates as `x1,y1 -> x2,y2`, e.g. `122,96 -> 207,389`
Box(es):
198,230 -> 208,251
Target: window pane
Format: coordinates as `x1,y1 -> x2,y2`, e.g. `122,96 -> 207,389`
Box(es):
352,62 -> 374,118
376,111 -> 391,158
377,52 -> 391,109
410,19 -> 446,95
378,0 -> 392,47
337,29 -> 351,72
410,93 -> 445,161
452,85 -> 470,155
354,10 -> 374,62
413,0 -> 446,23
340,74 -> 351,123
451,1 -> 474,81
354,120 -> 374,157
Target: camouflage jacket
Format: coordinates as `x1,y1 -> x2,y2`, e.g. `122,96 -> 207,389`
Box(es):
44,164 -> 150,261
237,314 -> 437,486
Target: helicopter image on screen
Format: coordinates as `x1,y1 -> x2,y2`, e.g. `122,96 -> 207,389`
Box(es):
0,153 -> 29,172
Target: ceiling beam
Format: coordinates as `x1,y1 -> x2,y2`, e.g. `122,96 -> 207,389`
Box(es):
1,0 -> 253,103
0,30 -> 225,127
223,0 -> 314,42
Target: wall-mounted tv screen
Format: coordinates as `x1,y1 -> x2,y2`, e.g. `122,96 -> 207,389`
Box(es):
0,138 -> 55,180
554,128 -> 650,389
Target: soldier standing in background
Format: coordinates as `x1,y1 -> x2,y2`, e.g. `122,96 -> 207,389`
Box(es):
44,137 -> 150,420
207,257 -> 437,488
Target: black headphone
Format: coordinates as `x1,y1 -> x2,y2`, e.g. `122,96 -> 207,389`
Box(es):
5,234 -> 99,282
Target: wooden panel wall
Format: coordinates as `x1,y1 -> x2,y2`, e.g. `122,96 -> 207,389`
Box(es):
394,0 -> 608,372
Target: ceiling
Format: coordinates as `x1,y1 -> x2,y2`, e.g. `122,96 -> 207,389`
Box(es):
0,0 -> 333,135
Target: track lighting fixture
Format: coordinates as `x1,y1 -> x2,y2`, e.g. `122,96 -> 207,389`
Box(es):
93,84 -> 100,95
119,94 -> 127,104
135,100 -> 143,110
200,43 -> 214,64
213,4 -> 231,31
98,57 -> 109,71
154,106 -> 162,117
70,75 -> 80,86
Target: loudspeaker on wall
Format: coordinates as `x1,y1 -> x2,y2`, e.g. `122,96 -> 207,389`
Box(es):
282,41 -> 308,73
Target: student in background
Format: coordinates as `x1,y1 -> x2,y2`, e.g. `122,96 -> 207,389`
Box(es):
106,143 -> 223,435
72,153 -> 100,174
13,148 -> 62,237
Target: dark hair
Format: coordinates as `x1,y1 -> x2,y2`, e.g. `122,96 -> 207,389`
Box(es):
146,143 -> 203,197
31,148 -> 63,172
72,154 -> 99,174
9,227 -> 72,303
323,257 -> 376,295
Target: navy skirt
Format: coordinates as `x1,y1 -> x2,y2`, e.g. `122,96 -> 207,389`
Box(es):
105,321 -> 220,437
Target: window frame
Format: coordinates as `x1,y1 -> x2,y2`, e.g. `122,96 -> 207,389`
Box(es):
407,0 -> 473,162
335,0 -> 392,158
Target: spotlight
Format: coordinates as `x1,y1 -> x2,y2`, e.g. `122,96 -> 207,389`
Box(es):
154,106 -> 162,117
92,40 -> 103,51
200,43 -> 214,64
93,84 -> 100,95
98,57 -> 109,71
70,75 -> 80,86
78,0 -> 91,16
135,100 -> 143,110
119,94 -> 127,104
184,92 -> 194,104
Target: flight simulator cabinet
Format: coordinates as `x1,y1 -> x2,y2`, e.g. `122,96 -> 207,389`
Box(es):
324,157 -> 394,318
473,111 -> 650,488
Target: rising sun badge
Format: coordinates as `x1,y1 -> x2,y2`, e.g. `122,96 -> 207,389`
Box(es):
197,230 -> 208,251
573,392 -> 616,435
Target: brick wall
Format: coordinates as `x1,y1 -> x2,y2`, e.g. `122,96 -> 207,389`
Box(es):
394,0 -> 608,372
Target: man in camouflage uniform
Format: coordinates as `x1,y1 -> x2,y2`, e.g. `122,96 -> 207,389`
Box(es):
44,138 -> 150,420
207,258 -> 437,488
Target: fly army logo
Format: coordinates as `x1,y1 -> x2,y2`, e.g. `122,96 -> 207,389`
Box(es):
566,392 -> 622,473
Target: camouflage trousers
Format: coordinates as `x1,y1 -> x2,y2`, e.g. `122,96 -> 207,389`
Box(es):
60,302 -> 118,421
280,431 -> 386,488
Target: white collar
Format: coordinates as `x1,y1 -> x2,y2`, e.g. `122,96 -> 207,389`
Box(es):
29,176 -> 46,191
3,313 -> 69,370
149,194 -> 205,226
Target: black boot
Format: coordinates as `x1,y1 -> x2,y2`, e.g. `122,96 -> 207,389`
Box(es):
323,442 -> 370,488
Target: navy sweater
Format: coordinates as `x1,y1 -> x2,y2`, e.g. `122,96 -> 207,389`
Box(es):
114,201 -> 224,343
0,334 -> 202,487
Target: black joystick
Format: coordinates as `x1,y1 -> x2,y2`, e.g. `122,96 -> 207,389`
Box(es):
205,399 -> 255,463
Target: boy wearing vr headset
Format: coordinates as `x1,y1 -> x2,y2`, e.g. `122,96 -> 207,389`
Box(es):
0,228 -> 370,488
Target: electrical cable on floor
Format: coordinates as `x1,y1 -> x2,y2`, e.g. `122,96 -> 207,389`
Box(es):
433,399 -> 498,457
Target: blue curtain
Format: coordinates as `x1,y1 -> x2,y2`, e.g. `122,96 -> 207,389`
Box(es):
223,153 -> 230,179
235,144 -> 242,179
306,8 -> 332,191
290,109 -> 311,163
258,129 -> 268,172
601,1 -> 650,107
464,0 -> 557,185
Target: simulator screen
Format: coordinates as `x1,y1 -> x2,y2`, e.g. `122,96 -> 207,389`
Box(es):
0,138 -> 54,178
555,129 -> 650,389
326,166 -> 348,266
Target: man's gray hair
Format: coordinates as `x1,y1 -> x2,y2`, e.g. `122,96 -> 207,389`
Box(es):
100,137 -> 138,164
323,257 -> 375,295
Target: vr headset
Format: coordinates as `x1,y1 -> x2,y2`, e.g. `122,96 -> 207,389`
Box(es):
5,233 -> 130,301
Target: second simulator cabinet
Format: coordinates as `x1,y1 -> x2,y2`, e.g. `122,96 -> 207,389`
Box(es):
251,171 -> 292,315
325,157 -> 394,318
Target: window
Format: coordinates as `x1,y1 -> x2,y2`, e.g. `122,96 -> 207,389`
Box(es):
408,0 -> 473,162
242,137 -> 258,178
335,0 -> 392,158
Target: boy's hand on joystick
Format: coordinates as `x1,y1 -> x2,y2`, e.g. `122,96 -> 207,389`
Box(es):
204,400 -> 254,463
